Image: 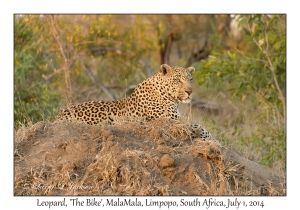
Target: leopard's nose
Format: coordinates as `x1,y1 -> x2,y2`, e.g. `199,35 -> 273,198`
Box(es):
185,90 -> 192,95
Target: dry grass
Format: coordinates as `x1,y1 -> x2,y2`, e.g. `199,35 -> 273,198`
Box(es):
14,118 -> 285,196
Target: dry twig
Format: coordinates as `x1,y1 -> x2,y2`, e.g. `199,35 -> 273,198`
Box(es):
46,15 -> 73,105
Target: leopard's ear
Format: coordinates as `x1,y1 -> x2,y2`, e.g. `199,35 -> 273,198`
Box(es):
187,67 -> 195,74
160,64 -> 174,75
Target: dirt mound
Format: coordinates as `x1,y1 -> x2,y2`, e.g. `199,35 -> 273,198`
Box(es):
14,118 -> 285,196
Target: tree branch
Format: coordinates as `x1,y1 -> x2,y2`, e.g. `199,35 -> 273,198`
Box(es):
46,15 -> 73,105
185,39 -> 210,67
76,54 -> 116,100
253,33 -> 286,125
139,58 -> 153,77
158,31 -> 175,64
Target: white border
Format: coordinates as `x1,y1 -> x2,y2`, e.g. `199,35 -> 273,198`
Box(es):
2,0 -> 298,209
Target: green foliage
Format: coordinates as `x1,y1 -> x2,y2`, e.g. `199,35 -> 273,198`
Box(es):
14,15 -> 161,127
195,15 -> 286,167
14,15 -> 61,127
14,14 -> 286,168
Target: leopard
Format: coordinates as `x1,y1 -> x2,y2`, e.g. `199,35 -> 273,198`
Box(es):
55,64 -> 213,140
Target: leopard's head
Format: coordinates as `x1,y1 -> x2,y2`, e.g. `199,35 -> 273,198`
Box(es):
158,64 -> 194,103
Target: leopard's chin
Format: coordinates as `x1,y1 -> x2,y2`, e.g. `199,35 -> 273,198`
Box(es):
181,98 -> 191,103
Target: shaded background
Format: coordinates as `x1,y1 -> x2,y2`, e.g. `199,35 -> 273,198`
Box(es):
14,14 -> 286,170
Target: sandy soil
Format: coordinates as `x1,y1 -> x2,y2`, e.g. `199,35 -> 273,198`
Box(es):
14,118 -> 286,196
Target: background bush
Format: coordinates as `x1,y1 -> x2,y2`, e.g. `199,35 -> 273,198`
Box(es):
14,14 -> 286,169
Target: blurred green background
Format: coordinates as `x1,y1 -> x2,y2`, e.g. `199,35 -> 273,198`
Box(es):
14,14 -> 286,170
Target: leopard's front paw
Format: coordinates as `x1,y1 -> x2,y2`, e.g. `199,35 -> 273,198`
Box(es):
190,124 -> 213,140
